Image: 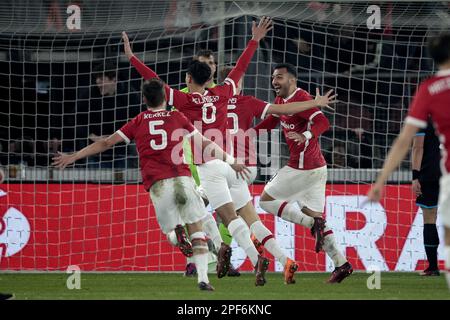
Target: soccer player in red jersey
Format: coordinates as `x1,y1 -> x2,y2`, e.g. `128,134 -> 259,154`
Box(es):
221,66 -> 336,182
122,17 -> 274,285
218,66 -> 336,284
52,79 -> 247,291
367,33 -> 450,289
255,63 -> 353,283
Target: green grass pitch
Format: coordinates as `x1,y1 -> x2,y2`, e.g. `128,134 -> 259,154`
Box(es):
0,272 -> 449,300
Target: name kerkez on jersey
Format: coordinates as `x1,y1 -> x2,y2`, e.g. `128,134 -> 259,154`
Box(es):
144,111 -> 172,119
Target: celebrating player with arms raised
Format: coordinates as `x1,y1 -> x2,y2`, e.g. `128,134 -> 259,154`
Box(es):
219,65 -> 337,284
255,63 -> 353,283
122,17 -> 274,286
53,79 -> 248,291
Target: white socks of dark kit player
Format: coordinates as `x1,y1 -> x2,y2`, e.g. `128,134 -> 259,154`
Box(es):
190,231 -> 209,284
227,218 -> 259,266
259,199 -> 347,267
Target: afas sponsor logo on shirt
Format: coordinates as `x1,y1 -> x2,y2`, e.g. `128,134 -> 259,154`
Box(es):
280,121 -> 295,130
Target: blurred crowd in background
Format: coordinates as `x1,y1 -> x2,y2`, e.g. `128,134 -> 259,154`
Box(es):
1,0 -> 449,176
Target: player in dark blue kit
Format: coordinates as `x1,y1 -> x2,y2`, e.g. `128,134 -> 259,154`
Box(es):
411,118 -> 441,276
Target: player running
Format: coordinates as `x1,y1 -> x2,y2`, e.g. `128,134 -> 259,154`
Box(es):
254,63 -> 353,283
218,65 -> 337,284
368,33 -> 450,289
122,17 -> 274,286
52,79 -> 247,291
177,49 -> 239,277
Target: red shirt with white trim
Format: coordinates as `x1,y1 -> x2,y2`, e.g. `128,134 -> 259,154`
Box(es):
269,88 -> 329,170
227,95 -> 270,166
170,87 -> 233,164
129,40 -> 259,164
406,69 -> 450,173
118,109 -> 196,190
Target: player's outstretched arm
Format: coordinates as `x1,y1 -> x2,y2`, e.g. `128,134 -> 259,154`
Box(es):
123,32 -> 188,108
367,123 -> 419,201
122,31 -> 134,59
253,114 -> 280,133
122,31 -> 159,80
268,88 -> 336,116
225,17 -> 273,93
52,133 -> 124,169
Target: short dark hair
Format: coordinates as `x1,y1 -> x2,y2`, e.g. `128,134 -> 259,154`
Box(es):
187,60 -> 211,86
142,79 -> 166,108
428,33 -> 450,66
273,63 -> 298,79
195,49 -> 215,60
219,66 -> 234,83
93,62 -> 117,80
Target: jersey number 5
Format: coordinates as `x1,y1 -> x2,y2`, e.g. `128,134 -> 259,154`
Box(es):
227,104 -> 238,134
149,120 -> 168,150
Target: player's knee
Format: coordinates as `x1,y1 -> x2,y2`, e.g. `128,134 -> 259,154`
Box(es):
236,201 -> 258,222
216,203 -> 237,226
260,192 -> 275,202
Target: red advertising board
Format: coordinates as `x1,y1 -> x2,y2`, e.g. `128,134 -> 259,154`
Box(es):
0,183 -> 441,271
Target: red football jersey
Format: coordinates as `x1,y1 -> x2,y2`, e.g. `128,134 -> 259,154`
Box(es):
265,88 -> 329,170
406,69 -> 450,174
117,109 -> 197,190
129,40 -> 259,164
227,95 -> 270,166
168,87 -> 234,164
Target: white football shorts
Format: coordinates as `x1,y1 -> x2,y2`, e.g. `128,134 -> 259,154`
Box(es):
264,165 -> 327,213
245,166 -> 258,185
197,159 -> 252,211
149,176 -> 208,234
196,165 -> 257,207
